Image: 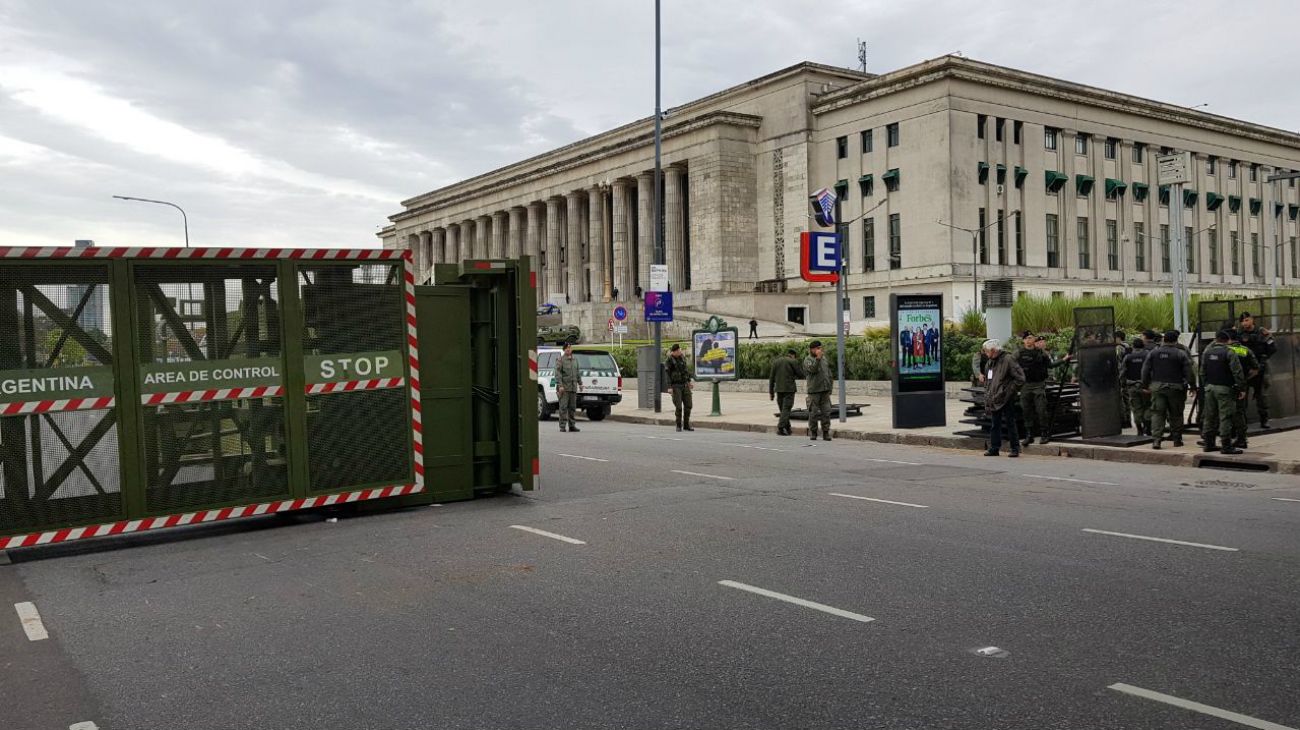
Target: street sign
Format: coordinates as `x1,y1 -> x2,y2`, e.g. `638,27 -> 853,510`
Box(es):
607,317 -> 615,332
1157,152 -> 1192,186
613,305 -> 627,321
810,187 -> 837,226
808,232 -> 842,273
614,324 -> 629,334
649,264 -> 669,293
644,291 -> 673,322
799,231 -> 840,284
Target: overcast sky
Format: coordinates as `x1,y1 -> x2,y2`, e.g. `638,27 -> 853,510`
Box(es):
2,0 -> 1297,250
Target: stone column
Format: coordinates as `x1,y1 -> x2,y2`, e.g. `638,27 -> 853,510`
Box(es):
588,186 -> 608,302
566,191 -> 585,302
636,172 -> 654,295
460,219 -> 475,261
526,203 -> 544,300
507,207 -> 525,259
417,230 -> 433,281
430,228 -> 445,266
491,211 -> 507,258
473,215 -> 489,259
546,197 -> 564,300
665,166 -> 685,292
611,180 -> 630,299
406,233 -> 421,272
445,223 -> 460,263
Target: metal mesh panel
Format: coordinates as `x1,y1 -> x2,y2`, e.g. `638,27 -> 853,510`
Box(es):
134,263 -> 282,363
142,397 -> 289,513
1,262 -> 121,531
300,263 -> 403,355
306,388 -> 410,491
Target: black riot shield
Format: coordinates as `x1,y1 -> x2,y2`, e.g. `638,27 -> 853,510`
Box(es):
1072,306 -> 1122,438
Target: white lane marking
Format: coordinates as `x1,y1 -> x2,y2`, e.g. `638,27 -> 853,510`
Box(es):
508,525 -> 587,545
1023,473 -> 1118,486
555,453 -> 609,462
14,601 -> 48,641
1271,497 -> 1300,503
671,469 -> 734,481
1108,683 -> 1297,730
861,457 -> 921,465
829,493 -> 930,509
70,723 -> 100,730
720,442 -> 786,452
1082,528 -> 1238,552
718,580 -> 875,623
646,435 -> 686,442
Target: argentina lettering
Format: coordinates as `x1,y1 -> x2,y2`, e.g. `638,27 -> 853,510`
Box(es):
0,366 -> 115,403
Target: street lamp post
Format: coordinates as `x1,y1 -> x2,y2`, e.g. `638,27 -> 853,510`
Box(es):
651,0 -> 664,413
112,195 -> 189,247
937,212 -> 1019,316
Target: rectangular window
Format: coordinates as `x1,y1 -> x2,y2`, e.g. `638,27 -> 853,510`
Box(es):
995,118 -> 1004,142
1105,138 -> 1117,160
1075,134 -> 1088,155
1046,214 -> 1060,267
1252,232 -> 1261,277
1207,156 -> 1216,175
861,129 -> 873,153
863,217 -> 876,272
887,123 -> 899,147
1051,291 -> 1064,299
1106,219 -> 1119,270
1161,224 -> 1171,273
1015,212 -> 1024,266
843,296 -> 851,313
1231,231 -> 1240,276
1292,237 -> 1298,279
1134,222 -> 1146,272
1013,120 -> 1023,145
978,208 -> 988,264
977,114 -> 986,139
888,214 -> 901,269
997,211 -> 1007,264
1082,291 -> 1095,299
836,135 -> 847,159
1228,160 -> 1237,179
1185,226 -> 1195,274
1251,164 -> 1259,182
1133,143 -> 1145,164
1077,217 -> 1090,269
1208,229 -> 1219,275
1045,128 -> 1058,150
863,296 -> 876,318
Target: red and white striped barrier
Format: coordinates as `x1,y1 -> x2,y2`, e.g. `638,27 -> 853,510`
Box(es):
1,397 -> 115,417
404,257 -> 424,489
528,349 -> 538,381
140,385 -> 283,405
0,483 -> 422,550
305,377 -> 404,395
0,246 -> 407,260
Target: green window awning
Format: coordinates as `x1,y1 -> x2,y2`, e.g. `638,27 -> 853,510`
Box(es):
858,174 -> 874,196
1104,178 -> 1127,198
996,163 -> 1007,184
1183,189 -> 1198,208
1014,166 -> 1029,188
1250,197 -> 1262,215
882,168 -> 900,190
835,178 -> 849,191
1275,202 -> 1285,217
1205,192 -> 1225,211
1159,185 -> 1171,205
1131,182 -> 1150,201
1228,195 -> 1242,213
1045,170 -> 1068,193
1076,174 -> 1095,196
1290,204 -> 1300,221
978,161 -> 990,184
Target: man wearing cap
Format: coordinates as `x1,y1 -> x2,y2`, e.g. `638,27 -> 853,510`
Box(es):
768,348 -> 802,436
1237,312 -> 1276,428
803,340 -> 833,441
1141,330 -> 1195,449
555,343 -> 581,433
664,343 -> 694,432
1015,333 -> 1052,445
1113,330 -> 1132,428
981,339 -> 1025,457
1199,329 -> 1246,454
1121,338 -> 1151,435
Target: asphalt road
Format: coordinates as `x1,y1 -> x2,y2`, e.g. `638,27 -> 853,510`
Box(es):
3,419 -> 1300,729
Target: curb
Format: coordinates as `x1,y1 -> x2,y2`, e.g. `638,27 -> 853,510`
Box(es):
607,413 -> 1290,472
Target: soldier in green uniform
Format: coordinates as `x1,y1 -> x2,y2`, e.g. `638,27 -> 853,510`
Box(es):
1228,328 -> 1261,449
1200,329 -> 1246,454
1114,330 -> 1132,428
1015,333 -> 1052,446
664,343 -> 694,432
1121,338 -> 1150,435
1140,330 -> 1195,450
803,340 -> 833,441
554,343 -> 581,433
768,348 -> 802,436
1237,312 -> 1276,428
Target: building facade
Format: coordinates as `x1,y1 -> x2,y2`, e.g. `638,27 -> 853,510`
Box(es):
381,56 -> 1300,334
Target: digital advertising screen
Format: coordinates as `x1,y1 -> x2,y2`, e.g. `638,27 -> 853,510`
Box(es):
894,294 -> 944,393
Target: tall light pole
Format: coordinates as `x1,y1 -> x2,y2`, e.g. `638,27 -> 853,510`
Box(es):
651,0 -> 664,413
112,195 -> 189,247
936,211 -> 1018,316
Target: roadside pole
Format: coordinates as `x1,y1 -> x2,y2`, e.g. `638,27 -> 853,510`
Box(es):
651,0 -> 663,413
835,248 -> 847,423
1158,152 -> 1192,333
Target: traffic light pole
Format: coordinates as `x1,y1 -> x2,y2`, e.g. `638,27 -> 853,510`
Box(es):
651,0 -> 664,413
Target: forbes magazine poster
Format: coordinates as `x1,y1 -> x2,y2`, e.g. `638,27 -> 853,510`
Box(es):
896,301 -> 942,385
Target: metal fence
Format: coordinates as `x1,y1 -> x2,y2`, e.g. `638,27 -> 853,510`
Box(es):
1196,296 -> 1299,422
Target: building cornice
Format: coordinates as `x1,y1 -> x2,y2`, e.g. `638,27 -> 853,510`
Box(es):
390,111 -> 762,223
811,56 -> 1300,150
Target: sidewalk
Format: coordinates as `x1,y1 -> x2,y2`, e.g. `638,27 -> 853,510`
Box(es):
612,379 -> 1300,474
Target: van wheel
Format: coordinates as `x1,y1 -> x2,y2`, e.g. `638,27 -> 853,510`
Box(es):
586,407 -> 608,421
538,390 -> 551,420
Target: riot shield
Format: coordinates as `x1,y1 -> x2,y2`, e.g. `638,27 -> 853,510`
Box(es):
1073,306 -> 1122,438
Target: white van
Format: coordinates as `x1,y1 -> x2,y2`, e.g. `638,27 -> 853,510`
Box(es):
537,347 -> 622,421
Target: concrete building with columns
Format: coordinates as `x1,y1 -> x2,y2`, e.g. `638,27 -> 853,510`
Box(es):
381,55 -> 1300,335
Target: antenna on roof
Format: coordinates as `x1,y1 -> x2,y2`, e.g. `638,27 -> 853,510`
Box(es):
857,39 -> 867,73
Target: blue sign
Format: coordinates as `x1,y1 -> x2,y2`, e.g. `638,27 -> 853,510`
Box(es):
644,291 -> 673,322
808,232 -> 842,273
613,305 -> 627,321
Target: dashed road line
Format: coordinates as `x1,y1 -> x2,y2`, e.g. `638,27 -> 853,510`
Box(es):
555,453 -> 609,462
1271,497 -> 1300,503
829,493 -> 929,509
718,580 -> 875,623
861,457 -> 921,465
671,469 -> 734,481
645,435 -> 686,442
720,442 -> 786,452
14,601 -> 48,641
1023,474 -> 1118,486
1082,528 -> 1238,552
1108,683 -> 1296,729
70,722 -> 100,730
508,525 -> 587,545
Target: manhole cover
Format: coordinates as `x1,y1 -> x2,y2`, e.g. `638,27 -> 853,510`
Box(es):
867,465 -> 1000,482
